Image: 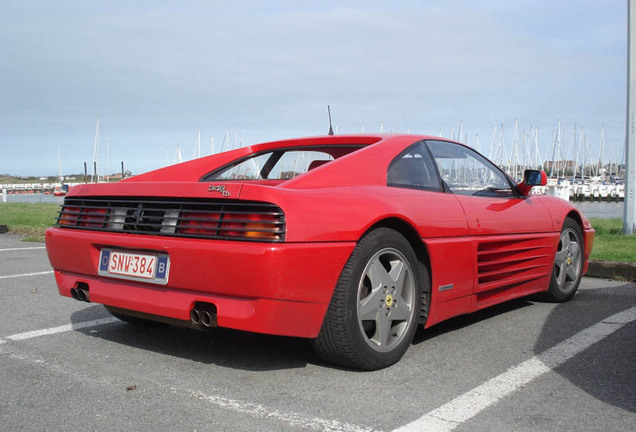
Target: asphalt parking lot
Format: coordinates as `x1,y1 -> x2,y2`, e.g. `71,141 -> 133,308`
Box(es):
1,234 -> 634,432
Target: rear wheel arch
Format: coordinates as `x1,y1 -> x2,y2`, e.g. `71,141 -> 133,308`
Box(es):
364,218 -> 429,264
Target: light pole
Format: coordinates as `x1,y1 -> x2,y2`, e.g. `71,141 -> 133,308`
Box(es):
625,0 -> 636,234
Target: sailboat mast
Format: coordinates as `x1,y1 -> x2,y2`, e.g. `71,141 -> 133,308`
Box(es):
549,124 -> 558,178
57,140 -> 63,183
106,139 -> 110,183
495,125 -> 505,168
193,130 -> 201,159
599,126 -> 605,176
91,116 -> 100,183
488,120 -> 498,160
510,119 -> 520,180
533,127 -> 543,170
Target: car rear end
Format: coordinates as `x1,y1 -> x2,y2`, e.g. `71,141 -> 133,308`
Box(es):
45,191 -> 356,338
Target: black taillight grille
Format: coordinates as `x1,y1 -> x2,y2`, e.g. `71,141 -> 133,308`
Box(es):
55,197 -> 285,242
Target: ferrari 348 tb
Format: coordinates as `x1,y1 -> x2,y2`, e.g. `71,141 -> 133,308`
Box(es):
46,134 -> 594,370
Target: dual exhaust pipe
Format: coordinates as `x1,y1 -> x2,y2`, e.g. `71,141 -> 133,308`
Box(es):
190,302 -> 217,328
70,283 -> 90,302
70,282 -> 215,330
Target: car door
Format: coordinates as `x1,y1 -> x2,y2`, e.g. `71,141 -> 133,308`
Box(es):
386,141 -> 474,320
426,140 -> 556,306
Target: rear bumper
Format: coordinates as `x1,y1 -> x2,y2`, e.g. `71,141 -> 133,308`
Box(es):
46,228 -> 355,338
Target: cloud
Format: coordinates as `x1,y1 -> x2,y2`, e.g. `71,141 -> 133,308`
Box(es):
0,0 -> 627,175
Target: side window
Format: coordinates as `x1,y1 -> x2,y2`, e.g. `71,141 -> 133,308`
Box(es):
213,153 -> 271,180
269,151 -> 334,179
387,141 -> 442,191
210,150 -> 334,180
426,140 -> 514,198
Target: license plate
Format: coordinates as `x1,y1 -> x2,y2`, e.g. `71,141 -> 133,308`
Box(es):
98,249 -> 170,285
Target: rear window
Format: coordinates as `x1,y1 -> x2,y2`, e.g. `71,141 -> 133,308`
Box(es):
203,146 -> 362,181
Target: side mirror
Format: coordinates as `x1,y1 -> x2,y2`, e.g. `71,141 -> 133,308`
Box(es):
518,170 -> 547,196
523,169 -> 547,186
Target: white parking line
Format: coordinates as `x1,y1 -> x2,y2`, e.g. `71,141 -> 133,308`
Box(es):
1,317 -> 380,432
1,317 -> 120,343
0,270 -> 54,280
192,390 -> 380,432
0,247 -> 46,252
2,343 -> 381,432
2,291 -> 631,432
393,306 -> 636,432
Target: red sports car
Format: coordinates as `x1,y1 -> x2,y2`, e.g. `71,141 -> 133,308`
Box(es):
45,134 -> 594,370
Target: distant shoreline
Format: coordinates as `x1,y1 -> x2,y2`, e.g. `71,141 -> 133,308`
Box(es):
0,192 -> 626,219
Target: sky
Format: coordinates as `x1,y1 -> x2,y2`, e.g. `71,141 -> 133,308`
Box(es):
0,0 -> 629,177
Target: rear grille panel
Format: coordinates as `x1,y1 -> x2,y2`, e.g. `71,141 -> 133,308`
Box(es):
55,197 -> 285,242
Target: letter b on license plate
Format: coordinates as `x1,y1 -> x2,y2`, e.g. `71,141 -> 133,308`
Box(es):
98,249 -> 170,285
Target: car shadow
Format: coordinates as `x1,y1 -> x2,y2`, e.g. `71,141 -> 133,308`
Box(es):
70,299 -> 538,373
69,305 -> 317,372
532,282 -> 636,414
69,282 -> 634,392
69,298 -> 538,372
412,297 -> 534,345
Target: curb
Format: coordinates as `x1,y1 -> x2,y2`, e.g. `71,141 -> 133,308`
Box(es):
587,260 -> 636,282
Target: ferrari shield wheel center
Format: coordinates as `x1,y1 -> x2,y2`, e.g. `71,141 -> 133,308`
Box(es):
385,294 -> 394,307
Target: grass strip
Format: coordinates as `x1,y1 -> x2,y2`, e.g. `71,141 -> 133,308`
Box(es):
589,218 -> 636,263
0,204 -> 634,263
0,203 -> 59,241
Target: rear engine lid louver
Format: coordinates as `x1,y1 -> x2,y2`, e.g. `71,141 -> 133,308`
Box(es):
55,197 -> 285,242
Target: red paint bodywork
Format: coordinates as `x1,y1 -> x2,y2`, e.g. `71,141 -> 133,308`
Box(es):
45,134 -> 594,338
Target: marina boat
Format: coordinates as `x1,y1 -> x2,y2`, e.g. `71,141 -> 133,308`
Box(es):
53,185 -> 67,196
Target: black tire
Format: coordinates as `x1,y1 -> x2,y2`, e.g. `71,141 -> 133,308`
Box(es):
543,218 -> 584,302
312,228 -> 428,370
105,306 -> 165,327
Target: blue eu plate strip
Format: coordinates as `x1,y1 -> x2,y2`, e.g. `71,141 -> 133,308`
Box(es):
99,249 -> 111,272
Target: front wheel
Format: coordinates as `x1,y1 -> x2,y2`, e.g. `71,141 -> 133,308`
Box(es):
312,228 -> 427,370
543,218 -> 584,302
